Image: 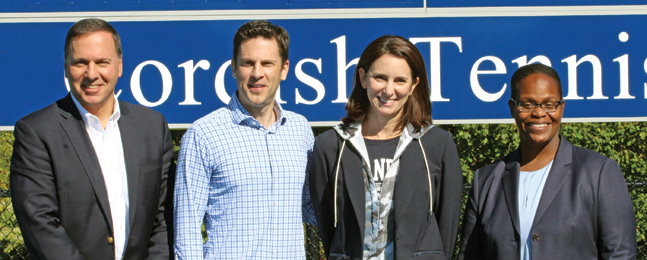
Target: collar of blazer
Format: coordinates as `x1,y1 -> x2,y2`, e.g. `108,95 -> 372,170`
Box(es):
56,94 -> 142,230
501,135 -> 574,236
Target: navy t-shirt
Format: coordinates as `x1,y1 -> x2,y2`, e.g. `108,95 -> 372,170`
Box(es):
364,136 -> 399,194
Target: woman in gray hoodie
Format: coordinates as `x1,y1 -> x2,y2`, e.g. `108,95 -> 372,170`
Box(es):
309,35 -> 463,260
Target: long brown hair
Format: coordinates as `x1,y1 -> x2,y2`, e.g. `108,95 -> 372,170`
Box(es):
342,35 -> 432,132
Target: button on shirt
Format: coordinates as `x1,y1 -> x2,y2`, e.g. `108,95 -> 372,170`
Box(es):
518,161 -> 553,260
174,92 -> 317,259
71,95 -> 129,260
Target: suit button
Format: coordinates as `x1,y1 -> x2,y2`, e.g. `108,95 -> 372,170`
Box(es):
107,237 -> 114,244
532,234 -> 540,242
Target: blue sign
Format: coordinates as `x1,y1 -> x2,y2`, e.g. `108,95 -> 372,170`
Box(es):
2,2 -> 647,129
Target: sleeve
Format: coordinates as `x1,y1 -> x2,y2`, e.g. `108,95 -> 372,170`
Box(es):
302,128 -> 317,225
309,134 -> 333,249
146,116 -> 175,259
10,119 -> 86,260
173,127 -> 211,260
435,133 -> 465,260
596,159 -> 637,260
458,169 -> 483,260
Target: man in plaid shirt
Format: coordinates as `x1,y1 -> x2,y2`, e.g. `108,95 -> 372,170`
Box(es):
173,20 -> 316,259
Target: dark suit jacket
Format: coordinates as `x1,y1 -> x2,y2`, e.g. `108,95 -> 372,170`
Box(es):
311,127 -> 463,260
10,94 -> 174,260
459,136 -> 636,260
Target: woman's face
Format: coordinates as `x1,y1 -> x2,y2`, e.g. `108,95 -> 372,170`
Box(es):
360,54 -> 419,123
511,73 -> 564,148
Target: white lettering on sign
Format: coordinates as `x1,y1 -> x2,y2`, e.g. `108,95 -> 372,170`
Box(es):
561,55 -> 605,100
178,60 -> 210,105
214,60 -> 231,104
410,37 -> 463,102
295,58 -> 325,105
131,60 -> 172,107
613,54 -> 634,99
470,56 -> 507,102
330,35 -> 359,104
100,34 -> 646,111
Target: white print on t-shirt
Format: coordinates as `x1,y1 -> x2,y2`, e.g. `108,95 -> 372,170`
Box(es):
373,158 -> 394,183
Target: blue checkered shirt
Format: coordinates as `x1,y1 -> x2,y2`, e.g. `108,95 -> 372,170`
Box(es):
174,92 -> 316,259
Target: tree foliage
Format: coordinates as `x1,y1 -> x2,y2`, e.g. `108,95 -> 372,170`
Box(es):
0,132 -> 14,191
438,122 -> 647,184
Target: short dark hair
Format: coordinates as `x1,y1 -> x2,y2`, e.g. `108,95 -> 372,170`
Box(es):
342,35 -> 432,132
510,63 -> 562,100
232,20 -> 289,65
64,18 -> 122,60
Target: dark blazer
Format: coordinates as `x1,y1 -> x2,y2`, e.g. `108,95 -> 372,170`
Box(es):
310,126 -> 463,260
10,94 -> 174,260
459,136 -> 636,260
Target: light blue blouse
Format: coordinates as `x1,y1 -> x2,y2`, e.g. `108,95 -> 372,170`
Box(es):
518,161 -> 553,260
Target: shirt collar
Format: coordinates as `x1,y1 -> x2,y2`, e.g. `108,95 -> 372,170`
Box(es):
70,93 -> 121,128
228,90 -> 286,129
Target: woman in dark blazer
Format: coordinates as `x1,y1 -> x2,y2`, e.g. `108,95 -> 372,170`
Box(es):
309,35 -> 463,260
459,63 -> 636,260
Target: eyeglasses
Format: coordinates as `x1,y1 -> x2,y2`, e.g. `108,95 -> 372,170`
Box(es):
510,98 -> 563,113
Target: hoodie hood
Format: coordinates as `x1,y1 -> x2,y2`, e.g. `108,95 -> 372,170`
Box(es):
327,121 -> 438,255
333,121 -> 434,140
333,121 -> 434,168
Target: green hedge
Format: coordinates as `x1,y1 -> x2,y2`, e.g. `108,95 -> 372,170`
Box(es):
1,122 -> 646,256
0,131 -> 13,191
3,122 -> 644,191
440,122 -> 647,182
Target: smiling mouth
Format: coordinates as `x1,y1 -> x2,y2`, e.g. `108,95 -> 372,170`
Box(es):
379,97 -> 395,104
528,123 -> 549,127
247,84 -> 266,93
81,84 -> 103,91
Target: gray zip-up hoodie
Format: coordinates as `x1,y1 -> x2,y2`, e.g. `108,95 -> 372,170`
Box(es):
333,122 -> 434,259
310,122 -> 463,260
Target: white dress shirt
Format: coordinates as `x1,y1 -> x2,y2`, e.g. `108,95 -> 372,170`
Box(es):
71,95 -> 129,260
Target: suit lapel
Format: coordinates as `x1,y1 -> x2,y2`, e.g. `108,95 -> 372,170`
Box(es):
501,150 -> 521,236
532,136 -> 573,227
118,101 -> 140,228
57,95 -> 113,229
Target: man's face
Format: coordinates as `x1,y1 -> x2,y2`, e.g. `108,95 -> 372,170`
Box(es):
65,30 -> 122,113
231,37 -> 288,113
510,73 -> 564,148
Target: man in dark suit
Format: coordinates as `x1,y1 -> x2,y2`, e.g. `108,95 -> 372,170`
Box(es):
10,18 -> 174,260
459,63 -> 636,260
